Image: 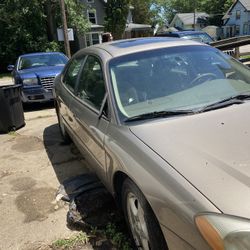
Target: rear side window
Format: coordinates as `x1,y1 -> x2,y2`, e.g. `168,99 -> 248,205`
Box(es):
76,55 -> 106,110
63,57 -> 84,92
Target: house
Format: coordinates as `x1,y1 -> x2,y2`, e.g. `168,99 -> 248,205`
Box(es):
78,0 -> 107,48
169,12 -> 209,31
77,1 -> 152,48
202,25 -> 223,40
123,5 -> 153,38
222,0 -> 250,38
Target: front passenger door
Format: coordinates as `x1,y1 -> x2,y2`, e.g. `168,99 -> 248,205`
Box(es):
70,55 -> 109,182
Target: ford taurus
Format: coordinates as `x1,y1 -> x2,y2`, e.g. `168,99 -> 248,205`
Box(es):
54,37 -> 250,250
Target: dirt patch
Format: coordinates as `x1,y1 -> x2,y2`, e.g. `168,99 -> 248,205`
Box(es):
15,187 -> 63,223
0,170 -> 14,180
2,154 -> 13,159
10,177 -> 36,191
12,135 -> 44,152
21,242 -> 52,250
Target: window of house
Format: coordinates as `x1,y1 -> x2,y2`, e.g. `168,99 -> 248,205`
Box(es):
88,10 -> 97,24
236,10 -> 241,19
92,33 -> 100,44
243,23 -> 248,34
226,27 -> 230,37
235,25 -> 240,36
63,57 -> 85,92
76,56 -> 106,110
85,33 -> 102,46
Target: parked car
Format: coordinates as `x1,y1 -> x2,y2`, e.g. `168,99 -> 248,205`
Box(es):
155,30 -> 214,44
8,52 -> 68,103
54,37 -> 250,250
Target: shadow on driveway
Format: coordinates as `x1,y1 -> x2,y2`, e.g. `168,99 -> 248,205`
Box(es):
43,123 -> 88,184
43,124 -> 131,249
23,101 -> 55,113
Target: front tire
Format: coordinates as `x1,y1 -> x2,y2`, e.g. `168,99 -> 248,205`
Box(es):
122,178 -> 168,250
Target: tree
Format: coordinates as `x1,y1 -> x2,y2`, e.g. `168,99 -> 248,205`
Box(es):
105,0 -> 130,39
0,0 -> 89,72
0,0 -> 49,70
200,0 -> 234,25
153,0 -> 234,25
130,0 -> 153,25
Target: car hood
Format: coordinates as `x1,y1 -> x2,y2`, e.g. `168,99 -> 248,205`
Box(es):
130,102 -> 250,217
18,65 -> 65,79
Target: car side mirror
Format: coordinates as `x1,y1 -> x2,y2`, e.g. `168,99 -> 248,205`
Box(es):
7,65 -> 14,71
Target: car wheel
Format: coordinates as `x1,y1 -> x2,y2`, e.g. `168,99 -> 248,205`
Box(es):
55,102 -> 71,143
122,178 -> 168,250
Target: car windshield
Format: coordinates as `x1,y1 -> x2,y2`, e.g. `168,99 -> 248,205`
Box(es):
109,45 -> 250,122
181,33 -> 213,44
18,54 -> 68,70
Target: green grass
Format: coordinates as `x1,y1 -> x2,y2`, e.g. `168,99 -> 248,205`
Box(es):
52,224 -> 132,250
240,54 -> 250,59
8,131 -> 18,136
0,73 -> 11,79
52,232 -> 89,249
103,223 -> 132,250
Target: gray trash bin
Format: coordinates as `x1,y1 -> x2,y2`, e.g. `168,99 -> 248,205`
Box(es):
0,84 -> 25,133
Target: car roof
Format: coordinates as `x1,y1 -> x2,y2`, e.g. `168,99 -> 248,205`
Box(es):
78,37 -> 205,58
157,31 -> 209,36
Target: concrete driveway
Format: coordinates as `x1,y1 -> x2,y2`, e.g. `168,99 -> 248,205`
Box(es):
0,104 -> 93,250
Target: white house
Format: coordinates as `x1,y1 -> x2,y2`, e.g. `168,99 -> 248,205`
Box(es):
222,0 -> 250,38
169,12 -> 209,31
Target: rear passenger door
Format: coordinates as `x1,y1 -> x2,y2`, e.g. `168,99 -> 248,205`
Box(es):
70,55 -> 109,182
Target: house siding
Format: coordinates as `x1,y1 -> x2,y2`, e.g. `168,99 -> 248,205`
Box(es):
77,0 -> 106,48
170,13 -> 208,31
83,0 -> 106,25
223,1 -> 250,37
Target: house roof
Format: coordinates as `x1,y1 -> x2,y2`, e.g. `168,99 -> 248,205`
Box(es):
170,12 -> 209,26
238,0 -> 250,10
223,0 -> 250,20
125,23 -> 152,32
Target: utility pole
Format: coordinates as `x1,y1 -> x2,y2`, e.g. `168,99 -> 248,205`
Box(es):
193,9 -> 196,31
59,0 -> 71,58
193,0 -> 196,31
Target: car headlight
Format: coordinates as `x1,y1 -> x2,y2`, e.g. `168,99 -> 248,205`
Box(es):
195,213 -> 250,250
23,78 -> 38,85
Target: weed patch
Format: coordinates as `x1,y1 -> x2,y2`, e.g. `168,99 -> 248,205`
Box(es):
52,232 -> 89,249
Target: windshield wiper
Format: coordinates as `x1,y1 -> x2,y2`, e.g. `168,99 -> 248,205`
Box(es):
124,110 -> 194,122
197,93 -> 250,113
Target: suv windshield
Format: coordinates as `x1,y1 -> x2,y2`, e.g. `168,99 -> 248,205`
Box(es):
109,46 -> 250,122
18,53 -> 68,70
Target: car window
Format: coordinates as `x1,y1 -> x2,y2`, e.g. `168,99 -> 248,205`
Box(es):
18,54 -> 68,70
63,57 -> 85,92
76,55 -> 106,110
109,46 -> 250,120
181,33 -> 213,44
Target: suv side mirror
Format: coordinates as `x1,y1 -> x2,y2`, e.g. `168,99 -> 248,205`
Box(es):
7,65 -> 14,71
